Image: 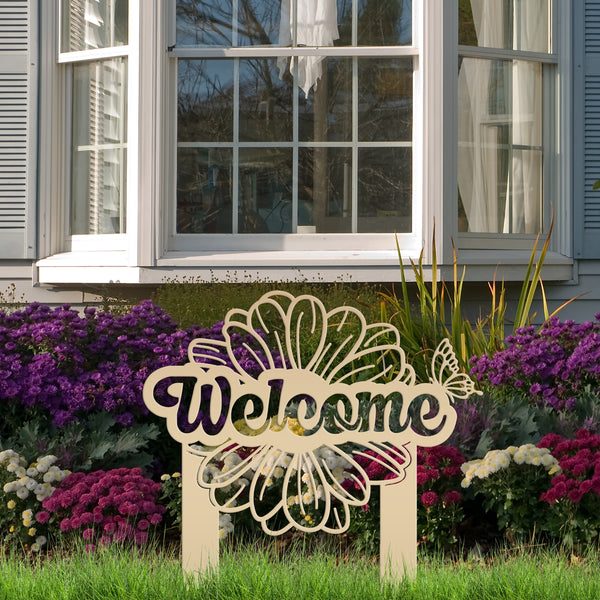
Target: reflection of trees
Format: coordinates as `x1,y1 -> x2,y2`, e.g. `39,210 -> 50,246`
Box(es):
357,0 -> 410,45
178,60 -> 233,142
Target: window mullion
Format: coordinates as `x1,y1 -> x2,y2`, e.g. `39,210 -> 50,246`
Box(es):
352,56 -> 358,234
233,59 -> 240,234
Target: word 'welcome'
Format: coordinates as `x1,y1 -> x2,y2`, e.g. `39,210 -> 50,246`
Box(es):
143,365 -> 457,451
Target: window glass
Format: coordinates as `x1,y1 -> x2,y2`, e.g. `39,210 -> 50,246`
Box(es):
70,58 -> 127,235
358,147 -> 412,232
177,148 -> 233,233
176,0 -> 411,47
458,0 -> 550,53
61,0 -> 128,53
457,58 -> 543,233
358,58 -> 412,142
178,59 -> 234,143
357,0 -> 412,46
175,0 -> 414,236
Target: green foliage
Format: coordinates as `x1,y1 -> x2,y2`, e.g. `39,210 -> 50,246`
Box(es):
1,413 -> 160,472
151,276 -> 382,329
381,220 -> 575,382
461,445 -> 558,541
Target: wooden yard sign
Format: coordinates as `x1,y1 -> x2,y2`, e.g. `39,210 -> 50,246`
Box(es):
143,291 -> 477,581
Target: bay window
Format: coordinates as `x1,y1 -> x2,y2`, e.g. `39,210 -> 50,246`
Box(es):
38,0 -> 568,284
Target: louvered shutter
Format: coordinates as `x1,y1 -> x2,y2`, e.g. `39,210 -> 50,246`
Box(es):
574,1 -> 600,259
0,0 -> 36,259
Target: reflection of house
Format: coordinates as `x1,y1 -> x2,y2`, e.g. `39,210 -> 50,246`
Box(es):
2,1 -> 600,320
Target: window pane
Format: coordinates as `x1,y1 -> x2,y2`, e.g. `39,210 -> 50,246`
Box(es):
359,58 -> 412,142
357,0 -> 412,46
457,58 -> 543,233
299,148 -> 352,233
239,59 -> 293,142
299,58 -> 352,142
177,148 -> 233,233
61,0 -> 128,53
239,148 -> 292,233
176,0 -> 350,48
358,147 -> 411,232
71,58 -> 127,235
176,0 -> 233,46
178,60 -> 234,143
459,0 -> 550,53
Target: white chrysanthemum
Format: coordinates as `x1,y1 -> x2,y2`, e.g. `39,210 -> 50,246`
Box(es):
3,482 -> 16,493
302,491 -> 314,505
35,535 -> 47,546
26,467 -> 39,478
14,466 -> 26,478
30,543 -> 41,553
273,466 -> 284,479
42,471 -> 55,483
16,487 -> 29,500
25,477 -> 37,491
287,495 -> 297,506
22,509 -> 33,520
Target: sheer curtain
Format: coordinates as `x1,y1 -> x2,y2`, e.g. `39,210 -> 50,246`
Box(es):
278,0 -> 339,96
457,0 -> 546,233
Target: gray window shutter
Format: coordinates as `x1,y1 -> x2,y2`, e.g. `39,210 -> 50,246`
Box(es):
0,0 -> 36,259
574,1 -> 600,259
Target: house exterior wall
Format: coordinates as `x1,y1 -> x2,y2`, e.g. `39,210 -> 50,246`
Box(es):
1,1 -> 600,322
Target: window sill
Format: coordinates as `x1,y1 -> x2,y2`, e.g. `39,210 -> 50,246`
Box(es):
35,249 -> 575,285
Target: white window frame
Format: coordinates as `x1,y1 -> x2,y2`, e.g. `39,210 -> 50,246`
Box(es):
57,0 -> 135,255
454,0 -> 568,254
164,0 -> 425,256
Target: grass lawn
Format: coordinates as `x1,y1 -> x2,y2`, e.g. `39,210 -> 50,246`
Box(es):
1,541 -> 600,600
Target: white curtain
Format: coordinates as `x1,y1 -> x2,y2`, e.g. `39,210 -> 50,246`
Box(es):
457,0 -> 546,233
278,0 -> 339,97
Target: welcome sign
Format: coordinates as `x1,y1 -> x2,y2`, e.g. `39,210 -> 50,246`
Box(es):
143,292 -> 477,581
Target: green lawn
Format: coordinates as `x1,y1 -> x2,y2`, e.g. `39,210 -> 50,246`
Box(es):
1,542 -> 599,600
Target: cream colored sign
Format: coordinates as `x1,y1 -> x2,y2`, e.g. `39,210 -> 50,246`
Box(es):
143,292 -> 477,581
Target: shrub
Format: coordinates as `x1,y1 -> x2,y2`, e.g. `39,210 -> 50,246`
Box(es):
41,467 -> 166,550
460,444 -> 559,540
470,316 -> 600,414
0,449 -> 69,552
538,429 -> 600,547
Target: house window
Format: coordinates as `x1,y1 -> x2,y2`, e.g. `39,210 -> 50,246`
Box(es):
60,0 -> 129,236
174,0 -> 415,240
457,0 -> 555,235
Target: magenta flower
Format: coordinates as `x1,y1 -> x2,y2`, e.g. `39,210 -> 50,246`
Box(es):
421,491 -> 439,508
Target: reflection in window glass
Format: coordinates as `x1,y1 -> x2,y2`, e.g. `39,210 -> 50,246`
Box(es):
177,148 -> 233,233
359,58 -> 412,142
457,58 -> 543,233
175,1 -> 414,236
458,0 -> 550,53
299,58 -> 352,142
239,59 -> 293,142
71,58 -> 127,235
178,60 -> 234,143
239,149 -> 293,233
358,148 -> 412,233
357,0 -> 412,46
299,148 -> 352,233
175,0 -> 411,48
61,0 -> 128,53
